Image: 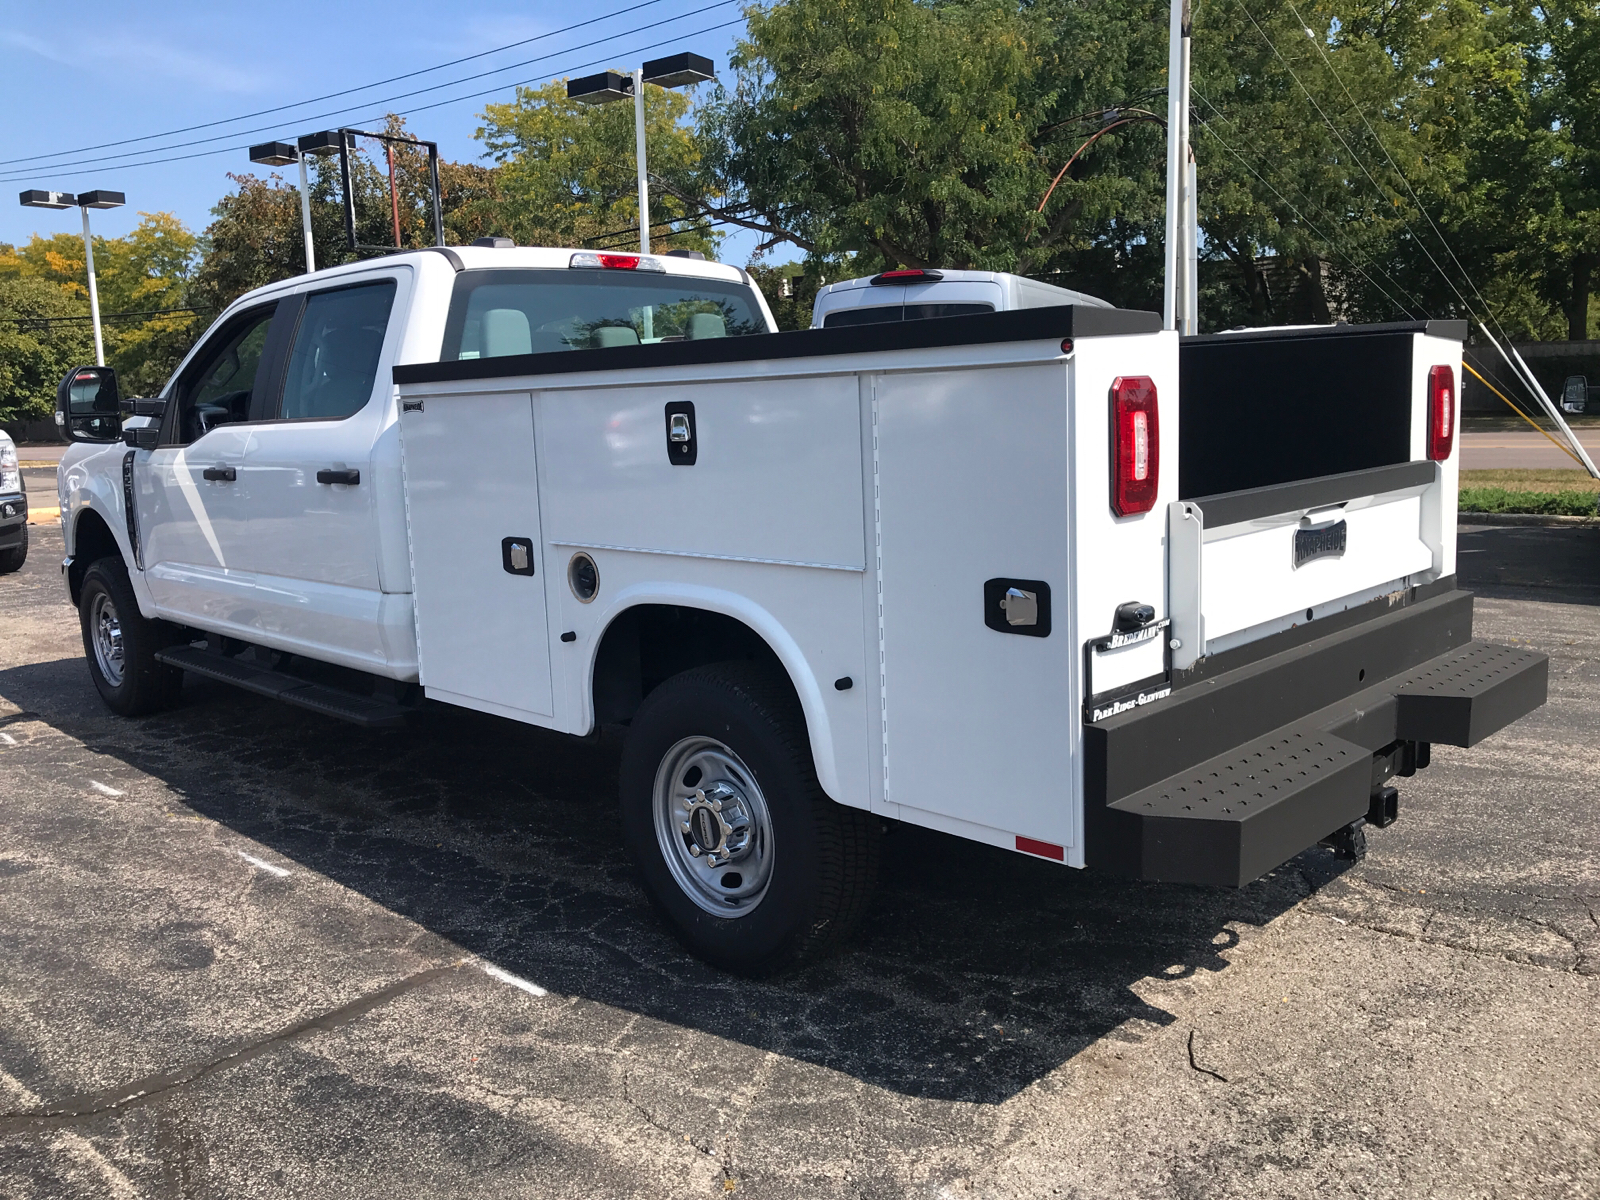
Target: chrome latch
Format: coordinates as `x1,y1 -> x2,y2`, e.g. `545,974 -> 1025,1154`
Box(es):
1001,587 -> 1038,626
669,413 -> 691,442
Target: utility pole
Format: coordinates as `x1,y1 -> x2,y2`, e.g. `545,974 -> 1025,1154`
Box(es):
1164,0 -> 1198,335
20,189 -> 123,366
633,67 -> 651,255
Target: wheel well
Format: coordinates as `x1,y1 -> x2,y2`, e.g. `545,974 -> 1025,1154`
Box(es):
67,509 -> 122,607
592,604 -> 788,726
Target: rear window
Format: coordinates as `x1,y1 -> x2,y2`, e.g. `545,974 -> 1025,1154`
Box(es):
821,301 -> 993,328
441,268 -> 767,361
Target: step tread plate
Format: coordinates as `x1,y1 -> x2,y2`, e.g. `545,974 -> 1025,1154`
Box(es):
1108,725 -> 1371,886
1394,640 -> 1548,747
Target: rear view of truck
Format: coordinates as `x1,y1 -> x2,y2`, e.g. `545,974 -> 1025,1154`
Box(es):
1084,320 -> 1546,885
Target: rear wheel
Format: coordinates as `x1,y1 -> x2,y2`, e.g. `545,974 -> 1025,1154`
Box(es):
78,557 -> 184,716
619,662 -> 879,976
0,523 -> 26,574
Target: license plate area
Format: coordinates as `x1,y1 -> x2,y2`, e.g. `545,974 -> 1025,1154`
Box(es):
1294,519 -> 1347,568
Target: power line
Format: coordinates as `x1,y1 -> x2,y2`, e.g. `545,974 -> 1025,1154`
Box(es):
1190,87 -> 1427,320
0,0 -> 673,169
0,306 -> 211,325
0,2 -> 738,181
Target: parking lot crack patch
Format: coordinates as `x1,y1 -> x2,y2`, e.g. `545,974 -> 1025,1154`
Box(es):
1186,1030 -> 1228,1083
0,960 -> 466,1133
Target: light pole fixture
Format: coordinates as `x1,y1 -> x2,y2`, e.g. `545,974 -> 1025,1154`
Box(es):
20,187 -> 124,366
250,140 -> 316,274
568,52 -> 714,255
299,129 -> 443,256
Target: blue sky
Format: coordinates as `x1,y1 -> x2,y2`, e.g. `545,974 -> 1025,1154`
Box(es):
0,0 -> 761,261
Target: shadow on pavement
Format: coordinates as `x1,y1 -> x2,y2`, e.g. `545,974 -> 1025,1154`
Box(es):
1457,524 -> 1600,605
0,651 -> 1349,1105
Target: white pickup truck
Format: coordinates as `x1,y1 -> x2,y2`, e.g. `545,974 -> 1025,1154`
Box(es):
55,244 -> 1547,975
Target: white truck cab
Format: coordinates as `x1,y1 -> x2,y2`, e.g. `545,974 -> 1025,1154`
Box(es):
53,246 -> 1547,975
811,267 -> 1111,328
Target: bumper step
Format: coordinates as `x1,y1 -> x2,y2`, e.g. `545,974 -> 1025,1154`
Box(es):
1395,641 -> 1548,747
156,646 -> 412,729
1105,727 -> 1371,886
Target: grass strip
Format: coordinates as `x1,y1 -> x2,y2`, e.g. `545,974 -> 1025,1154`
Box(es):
1459,486 -> 1599,515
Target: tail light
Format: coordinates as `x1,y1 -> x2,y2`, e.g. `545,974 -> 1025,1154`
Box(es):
871,268 -> 944,284
568,252 -> 665,272
1427,365 -> 1455,461
1111,375 -> 1159,516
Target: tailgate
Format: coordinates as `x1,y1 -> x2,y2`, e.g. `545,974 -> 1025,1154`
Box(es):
1169,460 -> 1443,665
1169,323 -> 1463,669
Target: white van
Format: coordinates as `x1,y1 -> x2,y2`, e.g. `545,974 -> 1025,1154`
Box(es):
812,268 -> 1111,328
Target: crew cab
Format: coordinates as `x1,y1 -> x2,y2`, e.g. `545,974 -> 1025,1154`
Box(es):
54,244 -> 1548,975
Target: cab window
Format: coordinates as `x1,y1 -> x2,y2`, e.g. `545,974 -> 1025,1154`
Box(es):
277,281 -> 397,421
170,304 -> 277,445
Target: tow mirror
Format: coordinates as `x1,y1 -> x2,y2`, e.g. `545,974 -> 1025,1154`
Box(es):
1562,375 -> 1587,414
55,365 -> 122,443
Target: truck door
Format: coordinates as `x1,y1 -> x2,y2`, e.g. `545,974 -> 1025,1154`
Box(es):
140,301 -> 286,625
230,274 -> 406,670
397,390 -> 554,720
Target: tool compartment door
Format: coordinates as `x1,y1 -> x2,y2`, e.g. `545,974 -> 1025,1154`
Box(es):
399,390 -> 554,719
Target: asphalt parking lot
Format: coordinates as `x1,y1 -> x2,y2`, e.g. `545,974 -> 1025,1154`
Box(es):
0,523 -> 1596,1199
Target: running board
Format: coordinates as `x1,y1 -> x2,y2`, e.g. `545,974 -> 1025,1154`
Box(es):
155,645 -> 412,729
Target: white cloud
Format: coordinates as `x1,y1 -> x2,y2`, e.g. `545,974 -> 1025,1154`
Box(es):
1,26 -> 273,94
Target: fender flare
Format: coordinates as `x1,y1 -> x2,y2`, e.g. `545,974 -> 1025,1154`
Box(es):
586,581 -> 843,802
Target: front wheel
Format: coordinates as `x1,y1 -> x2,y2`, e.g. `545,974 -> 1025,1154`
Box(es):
619,662 -> 879,976
78,557 -> 184,716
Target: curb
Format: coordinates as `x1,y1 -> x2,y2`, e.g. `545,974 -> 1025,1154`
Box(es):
1459,511 -> 1600,528
26,506 -> 59,526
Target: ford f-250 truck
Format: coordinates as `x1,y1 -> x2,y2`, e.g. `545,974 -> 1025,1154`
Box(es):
54,243 -> 1548,975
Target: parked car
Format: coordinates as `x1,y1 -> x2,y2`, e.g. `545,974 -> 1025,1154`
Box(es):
54,245 -> 1547,975
0,429 -> 27,573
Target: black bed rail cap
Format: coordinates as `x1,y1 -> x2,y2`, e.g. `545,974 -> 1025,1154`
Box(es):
394,303 -> 1162,387
1185,318 -> 1468,345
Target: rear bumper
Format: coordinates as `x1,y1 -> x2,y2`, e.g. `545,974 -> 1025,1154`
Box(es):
1084,588 -> 1546,885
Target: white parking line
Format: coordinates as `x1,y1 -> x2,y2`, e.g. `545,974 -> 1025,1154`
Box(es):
88,780 -> 125,797
236,850 -> 291,877
480,961 -> 547,998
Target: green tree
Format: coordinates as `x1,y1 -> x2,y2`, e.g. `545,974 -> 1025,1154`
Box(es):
476,79 -> 717,253
0,275 -> 94,425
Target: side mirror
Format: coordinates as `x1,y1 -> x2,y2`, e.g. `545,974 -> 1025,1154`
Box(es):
122,415 -> 161,451
1562,375 -> 1588,414
55,365 -> 122,443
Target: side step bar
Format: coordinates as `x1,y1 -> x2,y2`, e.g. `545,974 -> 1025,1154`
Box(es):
156,645 -> 413,729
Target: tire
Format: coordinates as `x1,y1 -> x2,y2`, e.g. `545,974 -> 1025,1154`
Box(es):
78,557 -> 184,717
619,661 -> 879,976
0,523 -> 26,574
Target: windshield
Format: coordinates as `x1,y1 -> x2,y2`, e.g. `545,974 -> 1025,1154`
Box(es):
441,268 -> 768,361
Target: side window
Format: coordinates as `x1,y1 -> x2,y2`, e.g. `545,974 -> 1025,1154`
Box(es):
171,304 -> 277,445
277,281 -> 397,421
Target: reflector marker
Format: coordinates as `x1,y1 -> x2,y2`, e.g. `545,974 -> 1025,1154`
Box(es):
1016,835 -> 1066,861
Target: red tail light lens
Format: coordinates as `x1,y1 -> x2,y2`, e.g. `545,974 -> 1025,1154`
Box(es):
1111,375 -> 1159,516
1427,365 -> 1455,461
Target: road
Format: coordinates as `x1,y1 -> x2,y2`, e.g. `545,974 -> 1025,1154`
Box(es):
1461,428 -> 1600,471
0,524 -> 1596,1199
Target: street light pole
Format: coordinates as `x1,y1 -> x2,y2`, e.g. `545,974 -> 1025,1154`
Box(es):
633,67 -> 650,255
19,188 -> 123,367
79,205 -> 105,366
568,53 -> 715,255
250,142 -> 316,272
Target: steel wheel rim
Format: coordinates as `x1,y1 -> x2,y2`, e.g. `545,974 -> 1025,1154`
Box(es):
652,735 -> 775,918
90,592 -> 125,687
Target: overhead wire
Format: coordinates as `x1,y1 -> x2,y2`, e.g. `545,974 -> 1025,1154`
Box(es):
0,0 -> 675,169
0,2 -> 740,181
1278,0 -> 1597,476
1191,87 -> 1426,321
1235,1 -> 1598,475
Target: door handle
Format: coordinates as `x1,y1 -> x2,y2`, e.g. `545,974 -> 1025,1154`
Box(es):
202,466 -> 236,482
316,468 -> 361,486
